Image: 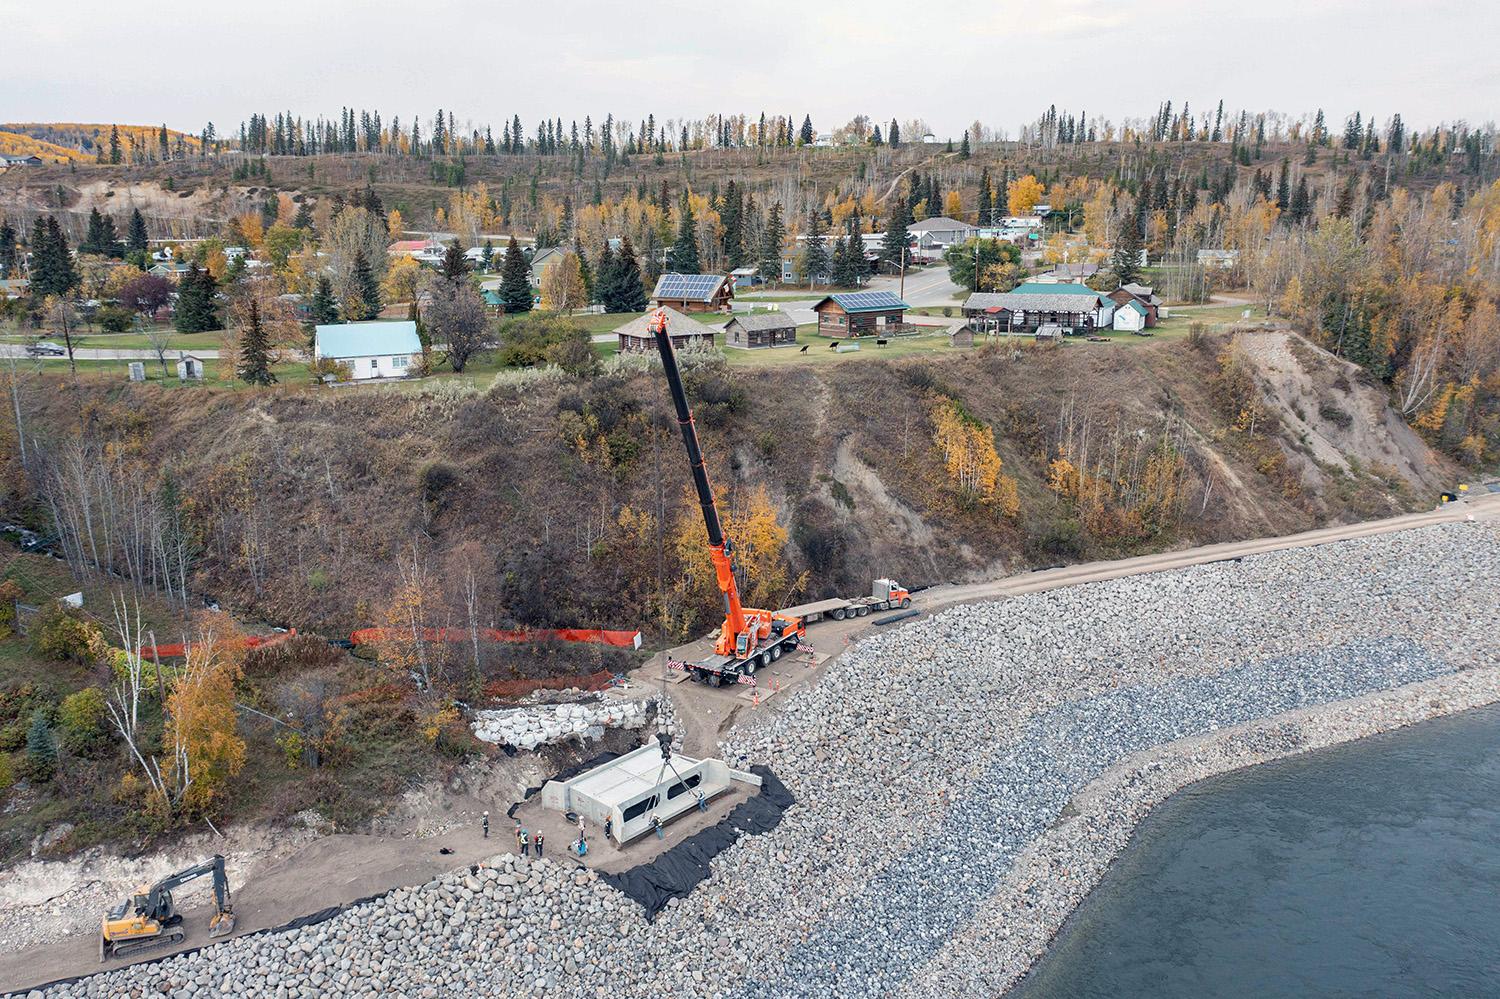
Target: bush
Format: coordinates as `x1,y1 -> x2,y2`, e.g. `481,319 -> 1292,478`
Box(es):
28,604 -> 101,665
0,723 -> 22,752
0,579 -> 23,638
1318,401 -> 1354,430
0,752 -> 13,795
58,687 -> 108,757
309,357 -> 353,383
96,304 -> 136,333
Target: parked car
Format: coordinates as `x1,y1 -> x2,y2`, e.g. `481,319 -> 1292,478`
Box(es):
26,341 -> 66,357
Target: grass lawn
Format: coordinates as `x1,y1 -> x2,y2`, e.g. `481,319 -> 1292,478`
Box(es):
19,356 -> 319,388
721,325 -> 961,367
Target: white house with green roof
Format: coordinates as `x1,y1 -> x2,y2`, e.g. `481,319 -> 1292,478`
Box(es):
313,320 -> 422,381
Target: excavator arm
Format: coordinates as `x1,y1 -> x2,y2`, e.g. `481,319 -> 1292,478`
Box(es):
648,310 -> 749,654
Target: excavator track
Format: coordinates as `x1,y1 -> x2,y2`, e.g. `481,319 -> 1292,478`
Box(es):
104,930 -> 186,962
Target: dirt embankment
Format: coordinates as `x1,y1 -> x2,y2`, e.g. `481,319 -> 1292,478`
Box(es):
8,331 -> 1449,644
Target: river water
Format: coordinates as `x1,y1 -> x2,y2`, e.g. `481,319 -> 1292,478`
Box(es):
1012,703 -> 1500,998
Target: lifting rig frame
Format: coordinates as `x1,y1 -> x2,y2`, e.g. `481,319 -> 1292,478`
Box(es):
650,309 -> 804,685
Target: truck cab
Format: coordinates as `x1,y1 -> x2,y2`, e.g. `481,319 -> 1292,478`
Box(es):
872,578 -> 910,605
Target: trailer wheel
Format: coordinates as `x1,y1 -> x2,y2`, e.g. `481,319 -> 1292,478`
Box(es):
708,672 -> 722,688
771,644 -> 783,661
857,605 -> 869,617
900,597 -> 911,608
832,608 -> 846,620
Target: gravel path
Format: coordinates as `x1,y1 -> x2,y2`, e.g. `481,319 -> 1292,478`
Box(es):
25,521 -> 1500,999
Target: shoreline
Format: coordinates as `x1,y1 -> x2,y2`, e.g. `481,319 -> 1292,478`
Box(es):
901,664 -> 1500,998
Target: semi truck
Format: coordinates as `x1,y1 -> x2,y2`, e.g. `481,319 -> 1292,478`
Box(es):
779,578 -> 911,625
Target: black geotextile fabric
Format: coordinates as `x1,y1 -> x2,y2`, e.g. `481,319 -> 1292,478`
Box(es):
599,764 -> 795,921
506,751 -> 621,818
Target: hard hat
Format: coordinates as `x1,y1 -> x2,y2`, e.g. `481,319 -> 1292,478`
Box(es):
483,810 -> 489,816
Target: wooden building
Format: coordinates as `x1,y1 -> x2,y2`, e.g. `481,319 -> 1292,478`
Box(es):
811,291 -> 912,339
614,308 -> 715,354
962,284 -> 1112,336
724,313 -> 797,349
651,273 -> 735,314
1108,283 -> 1163,328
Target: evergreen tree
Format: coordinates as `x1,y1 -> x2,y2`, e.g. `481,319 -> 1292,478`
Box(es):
0,220 -> 16,279
759,201 -> 786,283
292,201 -> 314,230
310,275 -> 340,325
174,264 -> 220,333
977,167 -> 993,225
1334,174 -> 1358,218
81,208 -> 108,255
480,238 -> 495,271
1290,176 -> 1311,223
499,237 -> 533,314
888,120 -> 900,148
606,235 -> 647,312
721,180 -> 744,268
959,132 -> 970,159
881,189 -> 911,271
831,236 -> 858,287
352,250 -> 383,319
667,197 -> 700,272
108,125 -> 121,165
1111,212 -> 1144,285
799,115 -> 814,145
439,238 -> 469,281
802,206 -> 828,285
30,216 -> 78,298
1275,159 -> 1291,211
872,125 -> 883,145
237,298 -> 277,385
25,709 -> 55,782
593,241 -> 616,306
573,237 -> 593,300
126,209 -> 148,253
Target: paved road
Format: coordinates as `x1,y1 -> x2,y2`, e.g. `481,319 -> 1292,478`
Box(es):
652,491 -> 1500,757
0,345 -> 221,361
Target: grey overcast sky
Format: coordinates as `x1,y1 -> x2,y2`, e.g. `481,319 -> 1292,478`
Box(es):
2,0 -> 1495,137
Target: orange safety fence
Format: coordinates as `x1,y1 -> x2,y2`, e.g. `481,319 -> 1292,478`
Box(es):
347,626 -> 643,650
139,629 -> 298,660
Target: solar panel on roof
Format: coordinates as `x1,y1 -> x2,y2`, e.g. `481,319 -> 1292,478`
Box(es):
657,273 -> 723,301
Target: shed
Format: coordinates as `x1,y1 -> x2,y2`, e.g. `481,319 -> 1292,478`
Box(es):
950,327 -> 975,347
724,313 -> 797,350
651,273 -> 735,314
313,321 -> 422,380
614,308 -> 715,354
811,291 -> 911,339
176,354 -> 205,380
540,741 -> 756,845
1108,283 -> 1162,328
1112,299 -> 1148,333
729,266 -> 760,289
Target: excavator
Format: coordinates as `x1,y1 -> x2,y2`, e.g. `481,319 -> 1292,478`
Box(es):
650,309 -> 807,686
100,854 -> 236,961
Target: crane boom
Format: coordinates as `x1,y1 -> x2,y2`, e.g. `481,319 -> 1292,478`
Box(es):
649,309 -> 749,644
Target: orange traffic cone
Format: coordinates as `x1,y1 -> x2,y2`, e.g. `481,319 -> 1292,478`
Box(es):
752,687 -> 760,708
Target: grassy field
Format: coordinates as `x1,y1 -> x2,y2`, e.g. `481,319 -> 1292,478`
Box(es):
0,331 -> 225,351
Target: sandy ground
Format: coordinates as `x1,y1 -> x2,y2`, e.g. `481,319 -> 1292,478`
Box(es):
3,489 -> 1495,993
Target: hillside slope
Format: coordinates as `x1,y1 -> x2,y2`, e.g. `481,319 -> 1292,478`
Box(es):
9,330 -> 1449,643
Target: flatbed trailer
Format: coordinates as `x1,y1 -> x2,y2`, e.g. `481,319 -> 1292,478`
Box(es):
669,579 -> 911,686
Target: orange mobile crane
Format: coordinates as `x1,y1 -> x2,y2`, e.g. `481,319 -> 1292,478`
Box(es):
651,309 -> 806,686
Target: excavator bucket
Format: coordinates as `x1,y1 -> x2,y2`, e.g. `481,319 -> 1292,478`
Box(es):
208,910 -> 236,938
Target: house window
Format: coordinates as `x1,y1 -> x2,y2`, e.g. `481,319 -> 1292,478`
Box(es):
369,358 -> 379,371
392,355 -> 408,368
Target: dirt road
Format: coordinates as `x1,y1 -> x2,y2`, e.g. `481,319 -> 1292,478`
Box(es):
6,490 -> 1494,993
655,491 -> 1500,756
